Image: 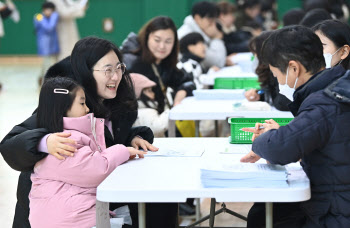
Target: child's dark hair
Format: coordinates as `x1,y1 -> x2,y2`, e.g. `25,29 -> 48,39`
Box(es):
261,25 -> 325,74
37,77 -> 83,132
179,32 -> 205,54
42,2 -> 55,10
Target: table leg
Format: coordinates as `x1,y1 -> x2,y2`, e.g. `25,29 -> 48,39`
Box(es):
195,120 -> 200,137
138,203 -> 146,228
96,200 -> 111,228
168,119 -> 176,137
195,198 -> 201,221
209,198 -> 216,228
215,120 -> 218,137
266,202 -> 273,228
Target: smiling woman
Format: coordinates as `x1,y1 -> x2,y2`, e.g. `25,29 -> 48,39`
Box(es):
0,37 -> 178,228
121,16 -> 196,112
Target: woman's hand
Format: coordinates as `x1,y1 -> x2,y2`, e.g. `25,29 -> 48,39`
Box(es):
47,132 -> 77,160
245,89 -> 260,101
240,150 -> 261,163
127,147 -> 148,159
131,136 -> 158,152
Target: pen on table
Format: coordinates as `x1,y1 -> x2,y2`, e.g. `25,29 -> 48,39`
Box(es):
239,126 -> 265,131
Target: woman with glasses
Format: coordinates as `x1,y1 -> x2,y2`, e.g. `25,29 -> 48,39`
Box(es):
121,16 -> 195,113
0,37 -> 178,228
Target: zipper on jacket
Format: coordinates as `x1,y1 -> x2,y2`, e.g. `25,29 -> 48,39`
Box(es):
90,115 -> 102,152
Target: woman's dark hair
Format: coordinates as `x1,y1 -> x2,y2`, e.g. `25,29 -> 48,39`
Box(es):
37,77 -> 82,132
261,25 -> 325,74
179,32 -> 204,54
70,36 -> 137,119
249,31 -> 273,87
191,1 -> 219,18
217,1 -> 236,15
312,19 -> 350,69
139,92 -> 163,114
137,16 -> 179,68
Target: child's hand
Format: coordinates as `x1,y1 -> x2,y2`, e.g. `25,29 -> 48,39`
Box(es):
127,147 -> 147,159
47,132 -> 77,160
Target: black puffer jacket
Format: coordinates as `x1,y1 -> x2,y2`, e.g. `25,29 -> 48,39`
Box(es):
0,111 -> 153,228
121,33 -> 196,112
252,66 -> 350,227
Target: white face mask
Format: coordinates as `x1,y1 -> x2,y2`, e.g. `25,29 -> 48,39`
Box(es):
323,47 -> 341,68
278,67 -> 298,102
251,56 -> 259,72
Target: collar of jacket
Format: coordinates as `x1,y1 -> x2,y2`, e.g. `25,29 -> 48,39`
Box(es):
288,65 -> 346,116
63,113 -> 105,136
181,52 -> 204,64
324,70 -> 350,104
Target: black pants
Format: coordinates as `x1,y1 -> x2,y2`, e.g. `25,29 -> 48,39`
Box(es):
111,203 -> 178,228
247,202 -> 306,228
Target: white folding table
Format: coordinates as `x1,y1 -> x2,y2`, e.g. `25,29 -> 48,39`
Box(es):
96,138 -> 310,228
168,97 -> 294,137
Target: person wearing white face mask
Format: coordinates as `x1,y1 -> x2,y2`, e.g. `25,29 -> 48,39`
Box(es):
312,19 -> 350,69
241,25 -> 350,228
244,31 -> 291,111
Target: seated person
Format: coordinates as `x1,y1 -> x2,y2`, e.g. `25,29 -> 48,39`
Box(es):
241,25 -> 350,228
177,32 -> 206,89
178,1 -> 226,70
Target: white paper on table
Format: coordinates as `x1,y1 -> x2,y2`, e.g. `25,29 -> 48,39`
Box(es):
144,146 -> 205,157
219,144 -> 251,154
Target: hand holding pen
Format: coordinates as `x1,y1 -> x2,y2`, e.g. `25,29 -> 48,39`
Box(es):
241,119 -> 280,141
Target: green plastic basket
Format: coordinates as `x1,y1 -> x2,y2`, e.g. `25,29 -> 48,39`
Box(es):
214,77 -> 260,90
228,118 -> 294,144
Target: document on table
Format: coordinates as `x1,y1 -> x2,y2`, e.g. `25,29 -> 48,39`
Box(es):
219,144 -> 251,154
144,146 -> 204,157
201,157 -> 289,188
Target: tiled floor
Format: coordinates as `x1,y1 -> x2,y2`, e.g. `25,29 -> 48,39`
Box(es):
0,62 -> 252,227
0,63 -> 41,228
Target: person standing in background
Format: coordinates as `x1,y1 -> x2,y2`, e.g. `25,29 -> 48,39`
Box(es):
48,0 -> 88,60
34,2 -> 59,85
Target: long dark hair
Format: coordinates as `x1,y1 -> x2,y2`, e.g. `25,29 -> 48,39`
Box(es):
70,36 -> 137,119
249,31 -> 273,87
139,92 -> 163,114
312,19 -> 350,69
37,77 -> 82,132
138,16 -> 179,68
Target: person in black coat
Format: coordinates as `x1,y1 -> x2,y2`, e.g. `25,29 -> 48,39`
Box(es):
245,31 -> 291,111
241,25 -> 350,228
121,16 -> 195,113
0,37 -> 178,228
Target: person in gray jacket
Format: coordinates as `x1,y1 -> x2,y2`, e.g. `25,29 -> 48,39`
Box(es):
178,1 -> 226,70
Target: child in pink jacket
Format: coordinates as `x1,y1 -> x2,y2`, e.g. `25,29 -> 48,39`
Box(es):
29,77 -> 146,228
